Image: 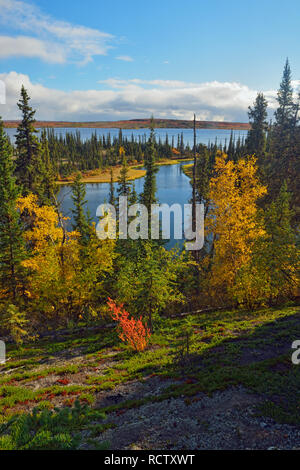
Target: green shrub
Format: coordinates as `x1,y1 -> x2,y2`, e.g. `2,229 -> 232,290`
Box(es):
0,400 -> 105,450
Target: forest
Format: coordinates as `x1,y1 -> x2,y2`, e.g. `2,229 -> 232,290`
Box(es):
0,60 -> 299,450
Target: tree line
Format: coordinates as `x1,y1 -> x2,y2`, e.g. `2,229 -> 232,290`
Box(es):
45,124 -> 189,178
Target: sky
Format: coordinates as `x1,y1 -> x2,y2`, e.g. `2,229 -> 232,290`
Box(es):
0,0 -> 299,122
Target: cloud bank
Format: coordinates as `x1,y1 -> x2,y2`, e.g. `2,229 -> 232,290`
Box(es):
0,72 -> 281,122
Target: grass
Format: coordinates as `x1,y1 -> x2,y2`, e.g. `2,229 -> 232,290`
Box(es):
0,305 -> 299,447
57,165 -> 147,185
182,163 -> 193,180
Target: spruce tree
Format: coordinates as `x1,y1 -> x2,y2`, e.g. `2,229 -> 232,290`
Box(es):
227,131 -> 234,160
39,130 -> 56,205
108,168 -> 116,206
140,124 -> 158,213
0,119 -> 26,301
274,59 -> 294,132
71,173 -> 90,243
271,59 -> 295,164
196,146 -> 211,211
246,93 -> 268,161
139,124 -> 159,240
247,182 -> 299,304
269,60 -> 299,222
117,156 -> 131,197
263,182 -> 296,258
129,182 -> 138,205
15,86 -> 42,195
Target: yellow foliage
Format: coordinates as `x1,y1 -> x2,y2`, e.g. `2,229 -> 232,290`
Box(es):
16,194 -> 116,325
205,152 -> 267,304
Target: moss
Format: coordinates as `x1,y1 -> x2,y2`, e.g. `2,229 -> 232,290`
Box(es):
0,305 -> 299,426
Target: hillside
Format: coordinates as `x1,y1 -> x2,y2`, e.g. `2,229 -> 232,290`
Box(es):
3,118 -> 251,130
0,305 -> 299,450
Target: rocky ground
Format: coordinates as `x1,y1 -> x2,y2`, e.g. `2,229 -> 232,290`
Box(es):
1,306 -> 300,450
89,380 -> 300,450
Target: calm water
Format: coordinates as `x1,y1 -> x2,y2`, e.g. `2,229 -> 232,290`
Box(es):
5,126 -> 248,147
52,127 -> 247,249
58,160 -> 194,249
7,126 -> 248,248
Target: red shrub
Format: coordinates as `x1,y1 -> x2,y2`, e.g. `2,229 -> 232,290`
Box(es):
57,379 -> 70,385
107,299 -> 151,352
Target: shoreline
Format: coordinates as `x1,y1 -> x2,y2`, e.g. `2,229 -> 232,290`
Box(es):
56,158 -> 190,185
182,163 -> 193,180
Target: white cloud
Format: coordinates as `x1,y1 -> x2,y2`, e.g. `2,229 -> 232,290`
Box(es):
0,36 -> 65,63
0,71 -> 281,122
115,55 -> 134,62
0,0 -> 114,64
291,80 -> 300,93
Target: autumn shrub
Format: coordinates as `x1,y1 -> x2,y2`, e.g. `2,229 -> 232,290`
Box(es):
107,298 -> 151,352
204,152 -> 267,306
15,194 -> 115,329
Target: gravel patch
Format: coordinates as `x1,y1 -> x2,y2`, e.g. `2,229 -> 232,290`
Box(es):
96,386 -> 300,450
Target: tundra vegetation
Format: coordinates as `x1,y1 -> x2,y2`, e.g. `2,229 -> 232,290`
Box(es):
0,61 -> 299,450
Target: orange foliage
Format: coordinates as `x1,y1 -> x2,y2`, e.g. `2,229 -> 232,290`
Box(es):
107,299 -> 151,352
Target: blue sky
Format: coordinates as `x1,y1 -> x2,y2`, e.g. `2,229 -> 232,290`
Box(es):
0,0 -> 299,121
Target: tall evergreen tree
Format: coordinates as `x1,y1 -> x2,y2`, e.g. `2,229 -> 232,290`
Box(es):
263,182 -> 298,279
117,156 -> 131,197
15,86 -> 42,195
234,182 -> 299,307
274,59 -> 294,132
262,182 -> 299,300
139,123 -> 159,240
108,168 -> 116,206
227,131 -> 235,160
39,130 -> 56,205
129,182 -> 138,205
140,124 -> 158,213
71,173 -> 90,243
269,60 -> 299,222
118,128 -> 123,146
246,93 -> 268,161
0,119 -> 26,301
271,59 -> 295,162
196,146 -> 211,213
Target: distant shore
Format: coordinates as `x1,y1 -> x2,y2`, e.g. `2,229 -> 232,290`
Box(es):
4,118 -> 250,131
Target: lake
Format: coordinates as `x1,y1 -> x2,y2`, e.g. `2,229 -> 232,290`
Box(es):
53,127 -> 248,249
7,126 -> 248,249
5,126 -> 248,147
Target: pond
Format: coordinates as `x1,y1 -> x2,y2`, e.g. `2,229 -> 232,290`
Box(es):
58,160 -> 194,249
